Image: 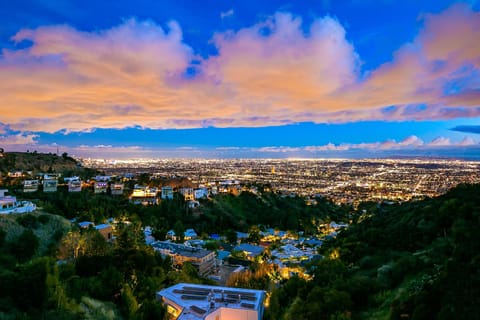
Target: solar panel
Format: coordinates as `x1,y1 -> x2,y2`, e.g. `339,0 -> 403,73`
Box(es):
175,289 -> 209,296
190,305 -> 207,315
181,295 -> 207,300
183,286 -> 210,292
223,290 -> 257,297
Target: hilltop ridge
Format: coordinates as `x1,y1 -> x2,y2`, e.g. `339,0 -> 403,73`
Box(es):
0,151 -> 82,175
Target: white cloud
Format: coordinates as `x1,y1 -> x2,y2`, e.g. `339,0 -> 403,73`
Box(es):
428,137 -> 451,146
251,135 -> 477,153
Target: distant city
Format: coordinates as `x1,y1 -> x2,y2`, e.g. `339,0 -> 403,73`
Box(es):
82,158 -> 480,205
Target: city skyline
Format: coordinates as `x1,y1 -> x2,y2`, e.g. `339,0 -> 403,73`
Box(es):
1,1 -> 480,159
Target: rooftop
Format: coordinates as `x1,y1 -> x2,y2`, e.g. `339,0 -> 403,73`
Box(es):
152,241 -> 213,259
234,243 -> 264,257
157,283 -> 265,320
94,223 -> 112,230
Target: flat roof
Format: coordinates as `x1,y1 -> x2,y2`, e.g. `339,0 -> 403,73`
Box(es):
152,241 -> 213,259
157,283 -> 265,320
94,224 -> 112,230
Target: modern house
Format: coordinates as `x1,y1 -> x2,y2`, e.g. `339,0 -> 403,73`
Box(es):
157,283 -> 265,320
184,228 -> 198,240
179,187 -> 194,201
152,241 -> 216,276
166,229 -> 198,241
233,244 -> 265,260
130,185 -> 158,204
43,178 -> 58,192
194,187 -> 209,199
0,190 -> 36,214
23,180 -> 39,193
67,178 -> 82,192
111,183 -> 124,195
94,181 -> 108,194
161,186 -> 174,200
95,224 -> 113,241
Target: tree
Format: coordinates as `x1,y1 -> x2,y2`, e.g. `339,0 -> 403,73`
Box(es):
152,228 -> 166,241
225,229 -> 238,244
121,284 -> 139,319
0,227 -> 5,248
11,229 -> 39,262
173,220 -> 185,243
247,225 -> 261,244
59,231 -> 85,260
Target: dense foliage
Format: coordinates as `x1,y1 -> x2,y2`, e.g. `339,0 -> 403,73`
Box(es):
267,183 -> 480,319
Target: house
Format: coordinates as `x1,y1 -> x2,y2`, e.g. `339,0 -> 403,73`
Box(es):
152,241 -> 216,276
8,170 -> 24,178
43,178 -> 58,192
179,187 -> 194,200
111,183 -> 124,195
23,180 -> 39,193
132,185 -> 148,198
166,228 -> 198,241
234,243 -> 265,260
157,283 -> 265,320
194,187 -> 209,199
67,178 -> 82,192
184,228 -> 198,240
78,221 -> 94,228
95,224 -> 113,241
161,186 -> 174,200
130,185 -> 158,204
146,187 -> 158,197
94,181 -> 108,194
166,230 -> 176,240
0,190 -> 36,214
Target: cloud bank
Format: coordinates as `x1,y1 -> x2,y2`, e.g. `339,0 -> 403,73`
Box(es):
1,133 -> 477,159
0,4 -> 479,133
253,135 -> 477,153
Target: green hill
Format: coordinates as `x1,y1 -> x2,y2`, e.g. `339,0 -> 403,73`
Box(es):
0,151 -> 80,174
0,152 -> 98,185
0,210 -> 71,256
267,183 -> 480,320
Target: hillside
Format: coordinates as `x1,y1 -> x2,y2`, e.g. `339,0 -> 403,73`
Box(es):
267,183 -> 480,319
198,191 -> 350,233
0,152 -> 80,174
0,211 -> 71,256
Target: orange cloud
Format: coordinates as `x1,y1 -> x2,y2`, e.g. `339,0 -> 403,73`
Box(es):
338,4 -> 480,114
0,5 -> 479,133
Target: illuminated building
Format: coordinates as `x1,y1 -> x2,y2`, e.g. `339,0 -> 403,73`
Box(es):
157,283 -> 265,320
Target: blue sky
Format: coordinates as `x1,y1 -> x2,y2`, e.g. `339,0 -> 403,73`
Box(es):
0,0 -> 479,158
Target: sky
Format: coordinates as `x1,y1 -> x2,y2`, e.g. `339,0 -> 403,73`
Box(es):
1,0 -> 480,159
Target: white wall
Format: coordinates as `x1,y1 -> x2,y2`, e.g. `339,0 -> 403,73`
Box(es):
205,307 -> 259,320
